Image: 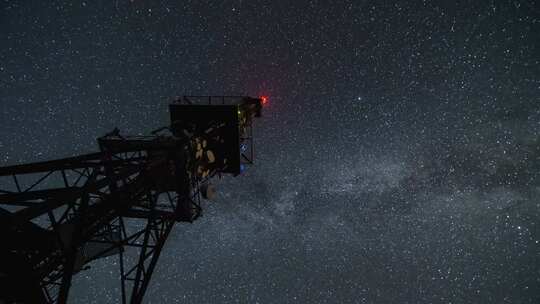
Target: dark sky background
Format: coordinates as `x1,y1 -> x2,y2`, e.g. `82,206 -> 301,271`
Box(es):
1,0 -> 539,303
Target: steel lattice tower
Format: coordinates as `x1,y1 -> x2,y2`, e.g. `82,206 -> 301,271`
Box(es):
0,96 -> 264,303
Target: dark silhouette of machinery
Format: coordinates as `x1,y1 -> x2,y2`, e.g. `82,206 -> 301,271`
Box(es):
0,96 -> 265,303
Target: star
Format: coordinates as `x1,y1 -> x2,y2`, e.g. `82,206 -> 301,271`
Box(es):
1,1 -> 537,303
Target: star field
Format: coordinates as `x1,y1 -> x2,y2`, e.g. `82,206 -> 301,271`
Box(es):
1,0 -> 539,303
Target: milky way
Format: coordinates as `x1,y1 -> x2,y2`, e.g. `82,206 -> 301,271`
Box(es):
1,0 -> 538,303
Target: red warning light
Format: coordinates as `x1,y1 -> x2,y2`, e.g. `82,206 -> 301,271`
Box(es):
260,96 -> 268,106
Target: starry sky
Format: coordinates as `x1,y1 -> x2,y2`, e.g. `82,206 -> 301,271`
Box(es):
1,0 -> 539,303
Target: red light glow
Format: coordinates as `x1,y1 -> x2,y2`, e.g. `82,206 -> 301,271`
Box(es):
260,96 -> 268,106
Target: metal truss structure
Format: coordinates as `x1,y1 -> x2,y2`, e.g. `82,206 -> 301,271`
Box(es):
0,96 -> 264,303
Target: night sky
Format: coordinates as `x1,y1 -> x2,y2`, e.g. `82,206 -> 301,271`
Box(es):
1,0 -> 539,303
